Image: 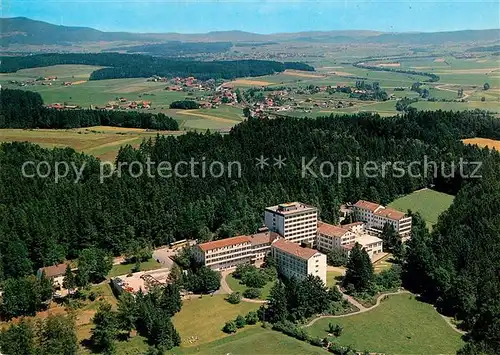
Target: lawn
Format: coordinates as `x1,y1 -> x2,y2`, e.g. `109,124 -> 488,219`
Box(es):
172,294 -> 260,346
388,188 -> 454,228
307,294 -> 464,355
373,254 -> 394,274
326,269 -> 344,287
225,272 -> 274,300
171,327 -> 329,355
107,258 -> 162,278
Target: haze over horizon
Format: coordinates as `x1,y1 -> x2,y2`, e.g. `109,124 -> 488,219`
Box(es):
3,0 -> 499,34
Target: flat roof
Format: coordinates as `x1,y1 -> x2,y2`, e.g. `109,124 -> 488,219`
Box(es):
266,202 -> 317,215
197,235 -> 251,252
356,234 -> 383,246
272,239 -> 320,260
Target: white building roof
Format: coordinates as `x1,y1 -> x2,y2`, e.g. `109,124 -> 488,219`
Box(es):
355,234 -> 383,247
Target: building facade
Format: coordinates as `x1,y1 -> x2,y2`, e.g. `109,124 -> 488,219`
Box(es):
193,232 -> 278,271
352,200 -> 412,238
271,239 -> 327,284
316,222 -> 356,251
317,221 -> 383,259
264,202 -> 318,246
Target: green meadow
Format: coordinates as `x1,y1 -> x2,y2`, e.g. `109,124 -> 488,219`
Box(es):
307,294 -> 464,355
388,189 -> 455,228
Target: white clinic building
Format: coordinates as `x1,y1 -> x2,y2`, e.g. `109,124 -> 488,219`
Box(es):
264,202 -> 318,246
271,238 -> 327,285
352,200 -> 412,239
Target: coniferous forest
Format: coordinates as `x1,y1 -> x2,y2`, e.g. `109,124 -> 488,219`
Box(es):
0,53 -> 314,80
0,89 -> 499,353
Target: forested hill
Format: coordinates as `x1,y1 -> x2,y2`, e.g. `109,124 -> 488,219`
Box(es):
0,53 -> 314,80
0,17 -> 144,46
1,109 -> 499,351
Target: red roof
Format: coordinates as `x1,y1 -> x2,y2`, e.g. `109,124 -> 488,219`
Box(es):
248,232 -> 279,246
354,200 -> 381,212
342,243 -> 356,251
197,235 -> 251,252
38,263 -> 68,278
342,222 -> 364,229
272,239 -> 319,260
317,222 -> 350,238
374,207 -> 406,220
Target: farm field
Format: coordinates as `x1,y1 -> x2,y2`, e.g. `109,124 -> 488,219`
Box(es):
172,327 -> 329,355
307,294 -> 464,355
226,273 -> 274,300
0,65 -> 190,108
388,188 -> 455,228
171,105 -> 245,130
462,137 -> 500,150
3,56 -> 499,132
0,127 -> 182,161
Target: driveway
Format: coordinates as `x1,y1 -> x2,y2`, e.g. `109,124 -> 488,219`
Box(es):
152,247 -> 176,269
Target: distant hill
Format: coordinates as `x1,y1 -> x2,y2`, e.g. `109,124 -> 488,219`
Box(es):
365,29 -> 500,45
0,17 -> 146,46
1,17 -> 499,47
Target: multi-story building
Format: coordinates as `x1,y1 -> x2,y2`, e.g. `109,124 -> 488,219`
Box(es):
264,202 -> 318,246
316,222 -> 356,251
317,221 -> 383,259
193,232 -> 278,271
352,200 -> 412,239
271,239 -> 327,284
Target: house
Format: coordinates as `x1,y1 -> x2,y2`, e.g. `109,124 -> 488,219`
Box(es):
271,239 -> 327,285
37,263 -> 69,288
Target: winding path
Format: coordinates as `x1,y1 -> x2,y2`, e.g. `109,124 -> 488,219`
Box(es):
304,289 -> 411,327
220,270 -> 267,304
221,269 -> 465,335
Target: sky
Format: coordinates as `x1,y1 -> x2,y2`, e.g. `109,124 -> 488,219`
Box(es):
2,0 -> 499,34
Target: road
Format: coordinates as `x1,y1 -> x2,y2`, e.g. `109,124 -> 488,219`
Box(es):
152,247 -> 176,269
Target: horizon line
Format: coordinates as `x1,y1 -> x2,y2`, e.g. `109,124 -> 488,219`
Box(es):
3,16 -> 500,37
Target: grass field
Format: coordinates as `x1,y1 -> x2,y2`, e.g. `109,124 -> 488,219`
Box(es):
172,294 -> 260,346
388,188 -> 454,228
308,294 -> 464,355
0,127 -> 182,161
107,258 -> 162,278
171,327 -> 329,355
226,273 -> 274,300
